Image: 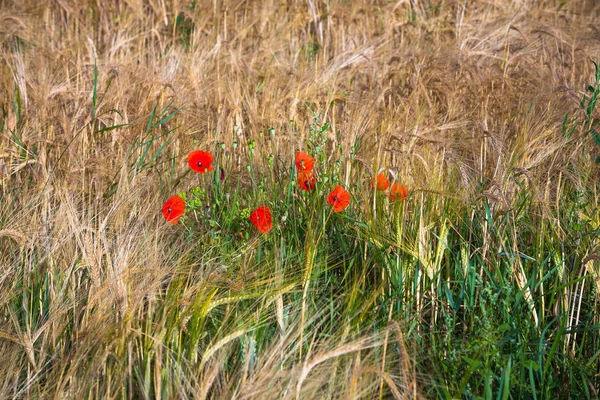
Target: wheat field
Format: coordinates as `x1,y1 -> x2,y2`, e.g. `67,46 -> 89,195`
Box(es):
1,0 -> 599,398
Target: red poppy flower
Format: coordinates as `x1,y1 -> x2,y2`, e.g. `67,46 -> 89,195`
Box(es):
295,151 -> 314,172
188,150 -> 214,174
297,171 -> 317,192
389,183 -> 409,201
371,173 -> 390,191
249,206 -> 273,234
327,185 -> 351,212
162,195 -> 185,224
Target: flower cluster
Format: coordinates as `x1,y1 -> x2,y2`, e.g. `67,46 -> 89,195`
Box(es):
162,149 -> 409,235
161,149 -> 215,224
371,172 -> 409,201
296,152 -> 317,192
295,151 -> 352,213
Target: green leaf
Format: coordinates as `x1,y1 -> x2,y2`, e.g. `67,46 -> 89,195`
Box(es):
591,128 -> 600,146
91,59 -> 98,121
485,200 -> 496,235
543,317 -> 566,378
145,101 -> 158,134
499,357 -> 512,400
95,123 -> 128,134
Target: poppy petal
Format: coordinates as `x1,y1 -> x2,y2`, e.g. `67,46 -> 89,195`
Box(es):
249,206 -> 273,234
389,183 -> 409,201
371,173 -> 390,191
295,152 -> 314,172
298,171 -> 317,192
162,195 -> 185,224
188,150 -> 214,174
327,185 -> 351,212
